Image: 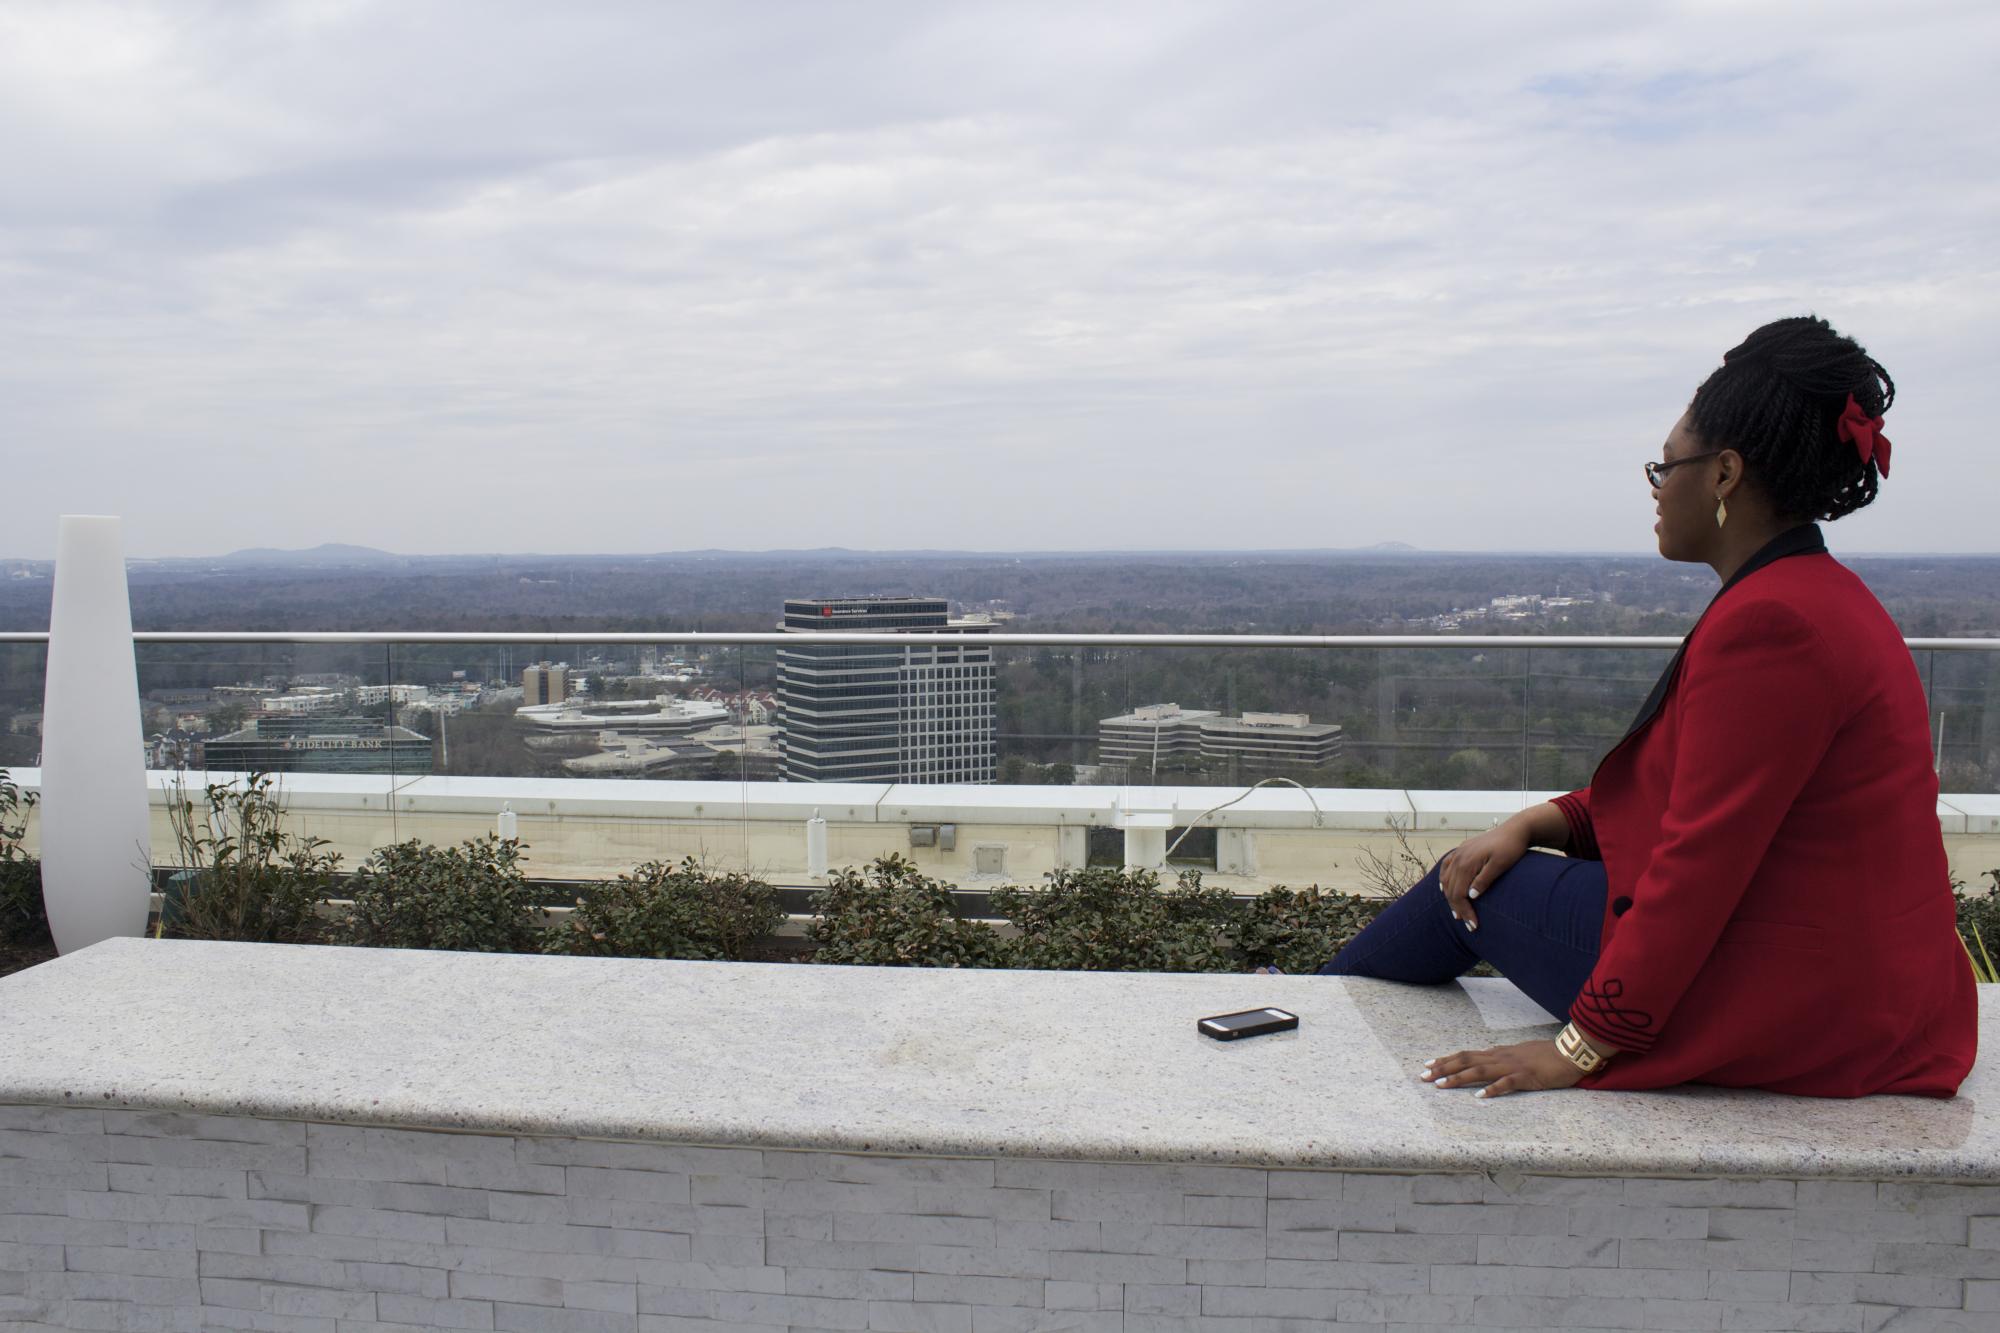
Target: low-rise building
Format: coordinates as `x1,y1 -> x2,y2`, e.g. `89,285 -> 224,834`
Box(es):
147,728 -> 200,770
355,684 -> 433,707
560,724 -> 783,780
1097,704 -> 1219,767
516,697 -> 729,738
291,673 -> 361,690
1195,711 -> 1345,767
147,688 -> 216,709
198,716 -> 434,775
258,688 -> 344,716
686,687 -> 777,725
1100,704 -> 1343,773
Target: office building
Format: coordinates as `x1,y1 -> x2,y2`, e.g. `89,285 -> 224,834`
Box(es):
560,724 -> 784,781
514,697 -> 729,738
776,596 -> 996,784
355,684 -> 433,707
522,663 -> 569,707
1097,703 -> 1220,768
198,716 -> 434,775
1100,705 -> 1343,774
1196,712 -> 1345,767
258,688 -> 343,716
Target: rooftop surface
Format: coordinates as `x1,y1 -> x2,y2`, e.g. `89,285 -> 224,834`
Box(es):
2,937 -> 1993,1181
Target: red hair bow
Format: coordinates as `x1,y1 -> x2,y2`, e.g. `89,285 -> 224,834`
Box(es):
1837,394 -> 1891,478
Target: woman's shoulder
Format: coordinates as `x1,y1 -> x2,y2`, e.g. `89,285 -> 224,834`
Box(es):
1692,590 -> 1828,661
1695,552 -> 1903,673
1717,551 -> 1887,623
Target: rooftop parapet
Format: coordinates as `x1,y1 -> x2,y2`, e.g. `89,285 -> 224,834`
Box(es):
4,936 -> 1996,1178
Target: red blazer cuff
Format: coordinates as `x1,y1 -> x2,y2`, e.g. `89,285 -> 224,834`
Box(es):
1551,790 -> 1601,860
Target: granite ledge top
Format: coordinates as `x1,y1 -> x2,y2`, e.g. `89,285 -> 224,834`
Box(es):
1,938 -> 1993,1181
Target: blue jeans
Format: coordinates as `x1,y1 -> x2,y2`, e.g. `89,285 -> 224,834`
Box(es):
1316,851 -> 1608,1021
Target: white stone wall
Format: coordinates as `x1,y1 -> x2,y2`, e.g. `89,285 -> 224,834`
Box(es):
9,770 -> 1999,894
3,1104 -> 1997,1332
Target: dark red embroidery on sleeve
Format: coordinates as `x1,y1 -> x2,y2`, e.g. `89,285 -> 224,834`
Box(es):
1576,977 -> 1656,1053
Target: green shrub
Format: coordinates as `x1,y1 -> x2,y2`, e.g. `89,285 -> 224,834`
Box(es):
552,859 -> 784,960
0,768 -> 46,947
1229,884 -> 1389,975
160,775 -> 342,944
0,859 -> 43,948
337,837 -> 545,953
806,854 -> 1006,967
991,865 -> 1239,972
1955,870 -> 2000,983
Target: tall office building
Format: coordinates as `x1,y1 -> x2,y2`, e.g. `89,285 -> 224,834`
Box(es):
522,662 -> 568,707
776,596 -> 996,784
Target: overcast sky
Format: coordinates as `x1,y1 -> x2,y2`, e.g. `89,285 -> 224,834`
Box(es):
4,1 -> 1996,558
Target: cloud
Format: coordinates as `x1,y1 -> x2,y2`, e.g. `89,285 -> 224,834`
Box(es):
1,0 -> 1996,556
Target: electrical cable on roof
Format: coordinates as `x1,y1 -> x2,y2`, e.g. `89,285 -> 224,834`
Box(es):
1164,776 -> 1324,860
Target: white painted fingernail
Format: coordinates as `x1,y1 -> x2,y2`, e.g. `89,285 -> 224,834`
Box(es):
1467,921 -> 1478,932
1476,1088 -> 1490,1099
1468,888 -> 1481,899
1423,1058 -> 1436,1067
1435,1076 -> 1450,1087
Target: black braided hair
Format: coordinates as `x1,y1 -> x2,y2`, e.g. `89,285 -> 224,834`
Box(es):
1686,315 -> 1895,522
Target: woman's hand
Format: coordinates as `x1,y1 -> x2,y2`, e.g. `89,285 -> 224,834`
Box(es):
1420,1040 -> 1584,1098
1436,819 -> 1532,931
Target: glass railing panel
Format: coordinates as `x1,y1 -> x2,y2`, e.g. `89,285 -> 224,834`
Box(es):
685,640 -> 773,876
136,640 -> 401,899
1923,645 -> 1998,794
391,644 -> 479,780
368,638 -> 783,885
989,642 -> 1662,794
1345,644 -> 1530,792
1522,641 -> 1677,793
997,644 -> 1369,790
415,639 -> 557,780
0,639 -> 46,774
10,631 -> 1994,898
134,637 -> 414,777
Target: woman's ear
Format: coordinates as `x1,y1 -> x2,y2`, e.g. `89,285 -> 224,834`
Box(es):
1714,449 -> 1745,497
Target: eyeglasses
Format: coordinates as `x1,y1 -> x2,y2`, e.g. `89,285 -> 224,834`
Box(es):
1644,451 -> 1722,489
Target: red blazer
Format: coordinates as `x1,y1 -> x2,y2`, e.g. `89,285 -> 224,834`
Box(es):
1551,525 -> 1976,1097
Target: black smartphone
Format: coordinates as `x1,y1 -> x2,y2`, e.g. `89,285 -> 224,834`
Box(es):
1198,1007 -> 1300,1041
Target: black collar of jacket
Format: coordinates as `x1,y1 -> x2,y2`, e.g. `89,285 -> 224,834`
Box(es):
1618,522 -> 1829,742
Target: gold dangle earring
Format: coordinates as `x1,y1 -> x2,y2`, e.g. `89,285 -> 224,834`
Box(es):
1715,495 -> 1727,529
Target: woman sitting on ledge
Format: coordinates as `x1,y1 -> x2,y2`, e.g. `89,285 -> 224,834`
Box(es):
1276,316 -> 1977,1100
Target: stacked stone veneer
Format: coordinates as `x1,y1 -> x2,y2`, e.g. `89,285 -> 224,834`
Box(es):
3,1105 -> 1996,1333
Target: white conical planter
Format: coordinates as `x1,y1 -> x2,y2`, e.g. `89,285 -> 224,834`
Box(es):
40,515 -> 152,953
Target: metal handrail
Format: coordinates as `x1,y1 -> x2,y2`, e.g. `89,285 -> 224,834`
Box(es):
0,630 -> 1994,650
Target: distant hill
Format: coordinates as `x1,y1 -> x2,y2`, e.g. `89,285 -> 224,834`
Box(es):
213,543 -> 406,569
2,546 -> 1996,642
